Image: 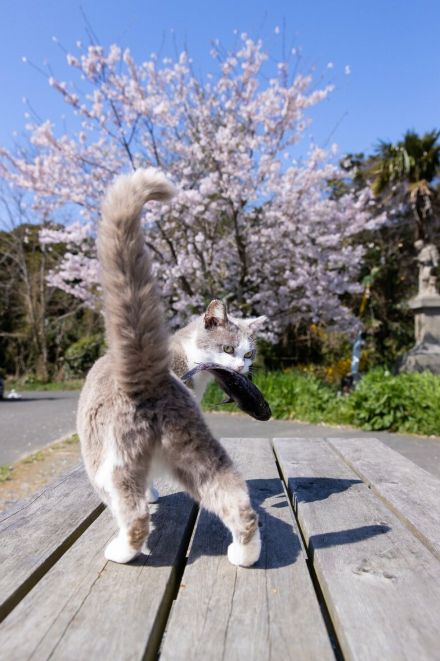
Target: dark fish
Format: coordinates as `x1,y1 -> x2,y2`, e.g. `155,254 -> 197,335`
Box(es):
221,372 -> 253,405
181,363 -> 271,421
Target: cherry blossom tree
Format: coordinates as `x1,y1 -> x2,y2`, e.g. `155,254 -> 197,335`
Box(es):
0,34 -> 384,337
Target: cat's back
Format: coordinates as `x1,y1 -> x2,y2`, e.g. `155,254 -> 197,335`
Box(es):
77,355 -> 117,452
78,354 -> 114,410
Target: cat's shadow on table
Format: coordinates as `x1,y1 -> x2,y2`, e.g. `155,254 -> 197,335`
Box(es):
138,476 -> 389,570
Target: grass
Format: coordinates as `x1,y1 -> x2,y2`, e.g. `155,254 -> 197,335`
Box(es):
62,433 -> 80,445
0,433 -> 79,485
21,450 -> 47,464
0,465 -> 12,483
5,379 -> 83,392
0,433 -> 81,512
202,370 -> 348,423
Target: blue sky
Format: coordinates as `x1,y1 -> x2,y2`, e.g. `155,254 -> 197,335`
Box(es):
0,0 -> 438,158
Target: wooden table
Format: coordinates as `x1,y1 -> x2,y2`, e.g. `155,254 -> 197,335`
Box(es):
1,436 -> 439,660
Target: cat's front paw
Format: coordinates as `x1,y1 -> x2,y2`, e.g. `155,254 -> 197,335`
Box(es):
105,535 -> 139,564
227,529 -> 261,567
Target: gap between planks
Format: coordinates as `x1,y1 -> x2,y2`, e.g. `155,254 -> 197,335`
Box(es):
143,502 -> 199,661
269,439 -> 344,661
0,504 -> 104,624
0,487 -> 199,661
0,463 -> 106,625
326,437 -> 440,561
160,438 -> 336,661
273,436 -> 440,661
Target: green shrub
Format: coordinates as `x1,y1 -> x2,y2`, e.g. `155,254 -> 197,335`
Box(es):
252,371 -> 337,422
202,370 -> 348,423
202,367 -> 440,436
64,334 -> 105,377
346,368 -> 440,434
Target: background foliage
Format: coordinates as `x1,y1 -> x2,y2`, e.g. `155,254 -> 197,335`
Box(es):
0,30 -> 439,394
203,368 -> 440,436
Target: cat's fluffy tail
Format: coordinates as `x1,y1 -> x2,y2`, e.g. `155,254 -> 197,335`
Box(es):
98,168 -> 176,397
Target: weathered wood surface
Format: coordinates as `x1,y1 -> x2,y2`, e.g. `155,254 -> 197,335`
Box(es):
3,435 -> 440,661
161,438 -> 334,661
0,465 -> 102,622
328,436 -> 440,559
0,480 -> 196,661
274,437 -> 440,661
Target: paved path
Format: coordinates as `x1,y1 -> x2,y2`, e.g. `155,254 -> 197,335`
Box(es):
206,413 -> 440,479
0,391 -> 78,464
1,391 -> 440,478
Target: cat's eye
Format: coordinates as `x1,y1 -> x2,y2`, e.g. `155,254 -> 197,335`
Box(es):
244,351 -> 253,359
223,345 -> 235,354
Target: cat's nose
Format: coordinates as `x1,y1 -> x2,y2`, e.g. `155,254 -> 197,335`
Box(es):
236,364 -> 245,373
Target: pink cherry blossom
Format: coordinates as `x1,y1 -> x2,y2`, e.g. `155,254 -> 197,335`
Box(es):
0,35 -> 385,336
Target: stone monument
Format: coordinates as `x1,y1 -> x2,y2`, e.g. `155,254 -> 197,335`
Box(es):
398,240 -> 440,373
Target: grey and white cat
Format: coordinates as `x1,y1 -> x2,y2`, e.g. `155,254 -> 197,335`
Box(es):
77,168 -> 261,567
137,300 -> 266,504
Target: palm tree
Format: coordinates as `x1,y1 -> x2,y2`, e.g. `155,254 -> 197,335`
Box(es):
370,130 -> 440,241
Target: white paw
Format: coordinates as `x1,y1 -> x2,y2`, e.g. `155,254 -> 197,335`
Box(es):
105,535 -> 139,564
227,529 -> 261,567
146,485 -> 160,504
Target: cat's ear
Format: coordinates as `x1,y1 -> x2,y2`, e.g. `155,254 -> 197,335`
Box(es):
204,300 -> 228,329
244,315 -> 267,334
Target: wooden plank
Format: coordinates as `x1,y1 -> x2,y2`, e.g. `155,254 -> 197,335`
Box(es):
0,479 -> 196,661
274,437 -> 440,661
0,465 -> 102,622
328,436 -> 440,560
161,438 -> 335,661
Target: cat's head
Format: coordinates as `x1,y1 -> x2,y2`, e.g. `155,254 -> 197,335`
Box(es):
195,300 -> 266,374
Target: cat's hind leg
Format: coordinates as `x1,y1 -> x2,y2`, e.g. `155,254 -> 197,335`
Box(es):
201,467 -> 261,567
163,423 -> 260,567
96,461 -> 150,564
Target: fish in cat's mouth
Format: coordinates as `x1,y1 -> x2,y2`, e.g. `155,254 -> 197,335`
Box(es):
181,362 -> 271,421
